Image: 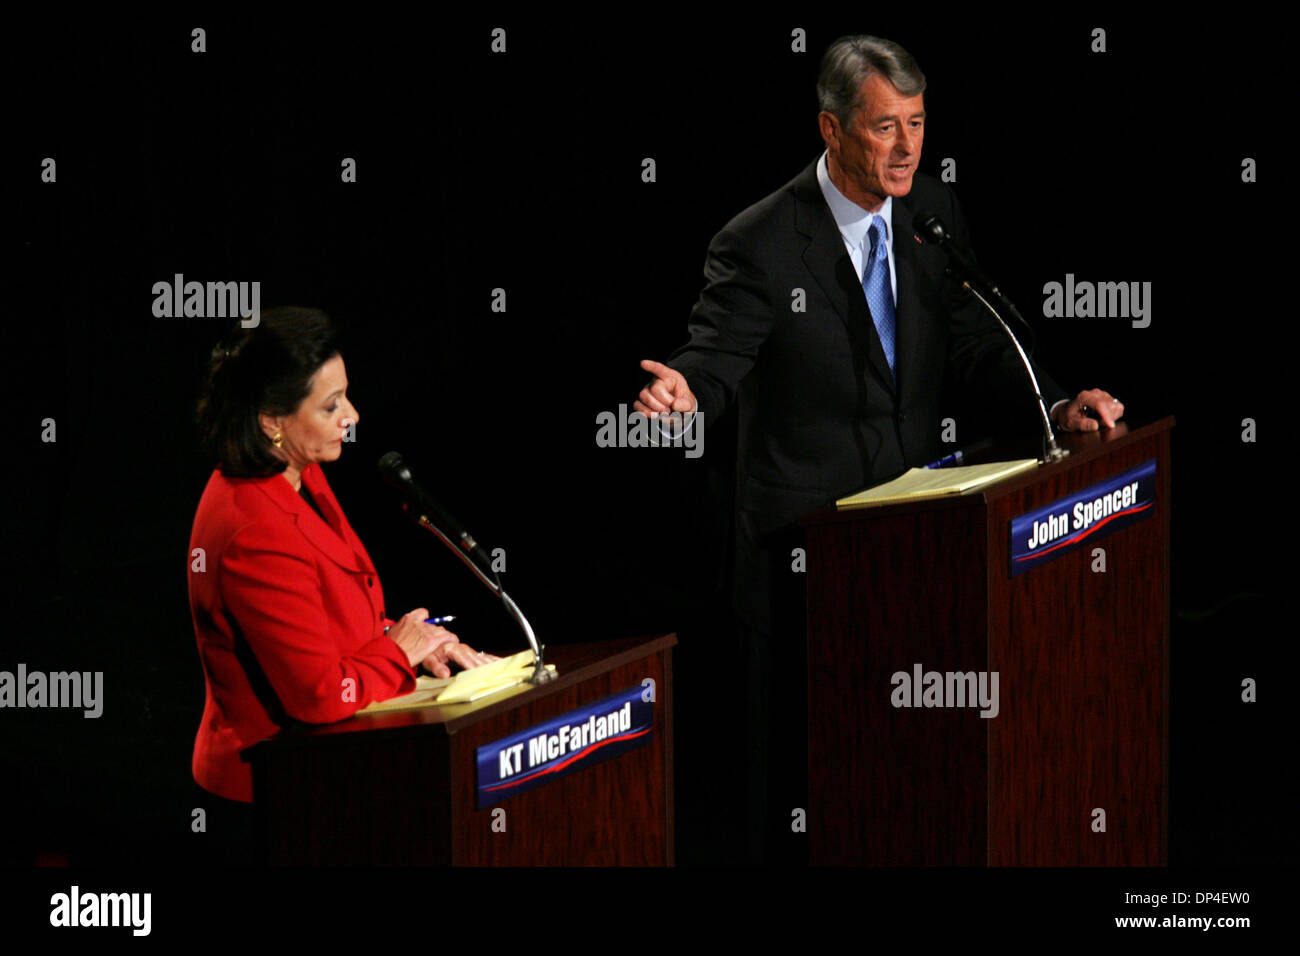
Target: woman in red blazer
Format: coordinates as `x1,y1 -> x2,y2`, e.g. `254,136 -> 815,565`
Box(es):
189,307 -> 493,808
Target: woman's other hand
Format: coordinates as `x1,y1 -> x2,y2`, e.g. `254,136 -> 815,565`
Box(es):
388,608 -> 501,677
387,607 -> 457,670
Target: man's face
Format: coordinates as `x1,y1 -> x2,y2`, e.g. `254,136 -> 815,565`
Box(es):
822,73 -> 925,211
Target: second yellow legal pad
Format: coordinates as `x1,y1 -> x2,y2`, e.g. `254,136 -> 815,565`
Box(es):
834,459 -> 1039,510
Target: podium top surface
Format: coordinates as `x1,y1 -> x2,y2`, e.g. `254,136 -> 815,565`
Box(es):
247,634 -> 676,753
800,415 -> 1174,529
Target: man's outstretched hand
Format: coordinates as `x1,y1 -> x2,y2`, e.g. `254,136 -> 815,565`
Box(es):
1053,388 -> 1125,432
634,359 -> 698,417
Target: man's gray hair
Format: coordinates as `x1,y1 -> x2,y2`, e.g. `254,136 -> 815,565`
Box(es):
817,35 -> 926,130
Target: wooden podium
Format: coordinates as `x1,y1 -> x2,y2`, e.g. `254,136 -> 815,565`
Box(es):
246,635 -> 675,865
800,418 -> 1172,865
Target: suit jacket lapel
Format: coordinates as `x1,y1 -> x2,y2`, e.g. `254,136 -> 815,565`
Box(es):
257,468 -> 370,573
303,463 -> 380,575
794,160 -> 897,398
891,193 -> 920,400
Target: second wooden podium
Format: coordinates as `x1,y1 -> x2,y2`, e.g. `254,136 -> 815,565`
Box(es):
800,418 -> 1171,865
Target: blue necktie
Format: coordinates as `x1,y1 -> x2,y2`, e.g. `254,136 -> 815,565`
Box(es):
862,217 -> 896,378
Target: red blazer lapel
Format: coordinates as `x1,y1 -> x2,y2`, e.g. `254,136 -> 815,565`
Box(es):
255,467 -> 371,574
302,463 -> 380,574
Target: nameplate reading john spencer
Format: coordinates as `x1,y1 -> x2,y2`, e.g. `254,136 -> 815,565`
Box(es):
1010,459 -> 1156,577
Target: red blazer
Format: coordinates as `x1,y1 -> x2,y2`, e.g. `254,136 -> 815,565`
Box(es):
188,462 -> 415,803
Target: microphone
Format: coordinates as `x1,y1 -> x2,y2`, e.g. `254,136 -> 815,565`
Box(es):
913,210 -> 1036,349
912,212 -> 1004,299
378,452 -> 493,577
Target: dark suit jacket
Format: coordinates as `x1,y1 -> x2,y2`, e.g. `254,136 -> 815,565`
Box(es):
668,160 -> 1066,632
188,462 -> 414,802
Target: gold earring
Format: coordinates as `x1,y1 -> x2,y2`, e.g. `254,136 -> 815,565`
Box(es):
272,432 -> 283,448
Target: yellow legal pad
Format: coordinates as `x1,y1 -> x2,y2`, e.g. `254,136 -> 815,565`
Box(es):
357,649 -> 557,713
835,459 -> 1039,510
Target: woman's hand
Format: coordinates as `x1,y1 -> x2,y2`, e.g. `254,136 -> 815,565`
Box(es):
421,641 -> 500,678
386,607 -> 500,677
387,608 -> 459,670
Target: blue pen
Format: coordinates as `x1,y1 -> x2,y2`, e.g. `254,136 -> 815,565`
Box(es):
384,615 -> 456,634
923,450 -> 965,469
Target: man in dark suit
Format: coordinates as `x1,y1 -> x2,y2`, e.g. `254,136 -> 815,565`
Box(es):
635,35 -> 1123,862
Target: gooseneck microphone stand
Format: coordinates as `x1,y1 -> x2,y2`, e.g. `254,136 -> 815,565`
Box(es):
913,213 -> 1069,464
381,449 -> 553,685
401,505 -> 553,685
957,282 -> 1069,464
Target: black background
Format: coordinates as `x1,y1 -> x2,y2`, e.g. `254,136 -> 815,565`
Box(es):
3,9 -> 1291,928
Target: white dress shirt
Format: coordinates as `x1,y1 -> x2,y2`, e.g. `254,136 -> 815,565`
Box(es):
816,150 -> 897,300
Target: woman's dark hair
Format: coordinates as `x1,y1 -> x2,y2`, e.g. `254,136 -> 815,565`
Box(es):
196,306 -> 342,477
